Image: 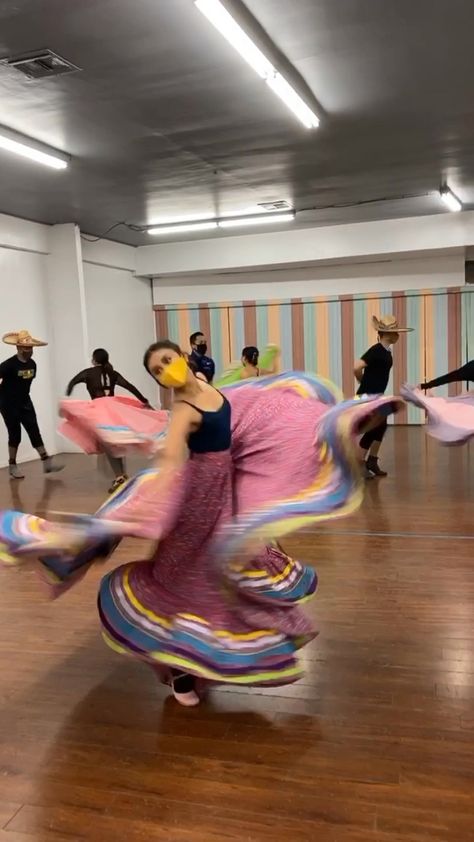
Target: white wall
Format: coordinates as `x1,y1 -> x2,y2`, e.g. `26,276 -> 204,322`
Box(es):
0,213 -> 49,254
81,237 -> 136,272
139,210 -> 474,276
0,246 -> 57,466
153,253 -> 465,306
0,213 -> 156,468
83,263 -> 156,404
47,225 -> 91,455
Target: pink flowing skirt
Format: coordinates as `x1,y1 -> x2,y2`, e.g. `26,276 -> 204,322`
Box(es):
59,396 -> 168,456
400,386 -> 474,444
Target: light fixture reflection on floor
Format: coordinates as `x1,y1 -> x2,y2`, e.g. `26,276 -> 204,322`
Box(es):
194,0 -> 319,129
0,129 -> 69,169
439,186 -> 462,212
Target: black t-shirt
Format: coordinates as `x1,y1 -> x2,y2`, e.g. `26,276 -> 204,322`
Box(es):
0,355 -> 37,405
357,343 -> 392,395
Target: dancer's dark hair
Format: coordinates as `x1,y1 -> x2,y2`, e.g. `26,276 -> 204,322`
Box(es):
143,340 -> 183,374
92,348 -> 113,389
242,346 -> 259,366
190,331 -> 204,346
92,348 -> 112,368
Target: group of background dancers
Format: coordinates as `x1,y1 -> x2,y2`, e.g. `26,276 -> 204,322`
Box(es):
1,321 -> 471,486
0,329 -> 278,489
0,317 -> 472,708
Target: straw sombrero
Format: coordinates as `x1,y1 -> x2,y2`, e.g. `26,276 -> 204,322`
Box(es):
2,329 -> 47,347
372,315 -> 413,334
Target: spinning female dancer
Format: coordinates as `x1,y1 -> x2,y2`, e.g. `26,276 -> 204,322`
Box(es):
354,315 -> 413,478
0,344 -> 404,709
66,348 -> 151,493
61,341 -> 323,706
421,359 -> 474,391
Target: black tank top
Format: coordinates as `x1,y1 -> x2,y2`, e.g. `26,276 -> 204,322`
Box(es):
178,396 -> 231,454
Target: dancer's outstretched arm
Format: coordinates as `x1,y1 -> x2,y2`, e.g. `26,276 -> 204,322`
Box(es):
65,369 -> 88,396
114,372 -> 150,405
421,360 -> 474,389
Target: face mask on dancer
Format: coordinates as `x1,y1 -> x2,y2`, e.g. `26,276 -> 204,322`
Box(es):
159,356 -> 189,389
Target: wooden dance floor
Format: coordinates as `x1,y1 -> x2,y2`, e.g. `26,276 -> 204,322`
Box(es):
0,428 -> 473,841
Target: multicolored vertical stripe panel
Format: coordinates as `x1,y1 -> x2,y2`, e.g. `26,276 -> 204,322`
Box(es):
404,294 -> 425,424
461,288 -> 474,383
153,289 -> 473,423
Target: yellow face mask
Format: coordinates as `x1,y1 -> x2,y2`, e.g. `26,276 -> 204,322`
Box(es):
159,355 -> 188,389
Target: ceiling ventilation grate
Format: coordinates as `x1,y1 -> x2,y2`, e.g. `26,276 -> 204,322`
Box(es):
258,200 -> 292,211
0,49 -> 80,80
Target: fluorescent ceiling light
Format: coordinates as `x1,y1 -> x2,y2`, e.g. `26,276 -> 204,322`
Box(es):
266,73 -> 319,129
0,131 -> 68,169
195,0 -> 273,78
439,186 -> 462,213
218,212 -> 295,228
194,0 -> 319,129
148,220 -> 218,235
147,211 -> 294,236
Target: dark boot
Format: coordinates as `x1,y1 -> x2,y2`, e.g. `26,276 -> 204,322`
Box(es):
360,460 -> 373,480
367,455 -> 387,477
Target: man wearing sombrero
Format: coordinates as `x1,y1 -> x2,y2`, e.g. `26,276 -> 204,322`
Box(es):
0,330 -> 63,479
354,315 -> 413,478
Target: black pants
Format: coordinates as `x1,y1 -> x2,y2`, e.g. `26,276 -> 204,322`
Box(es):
1,399 -> 44,449
360,419 -> 387,451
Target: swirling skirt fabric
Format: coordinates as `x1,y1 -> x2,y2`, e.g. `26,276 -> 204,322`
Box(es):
59,396 -> 168,456
0,372 -> 402,685
401,386 -> 474,444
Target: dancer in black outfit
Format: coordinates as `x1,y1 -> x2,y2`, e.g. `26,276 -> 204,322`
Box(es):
66,348 -> 150,403
354,315 -> 413,478
66,348 -> 151,493
421,360 -> 474,390
0,329 -> 63,480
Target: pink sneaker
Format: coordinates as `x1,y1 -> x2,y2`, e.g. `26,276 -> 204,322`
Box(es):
171,673 -> 200,707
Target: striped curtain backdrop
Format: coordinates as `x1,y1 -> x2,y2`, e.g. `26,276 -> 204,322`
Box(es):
154,287 -> 473,423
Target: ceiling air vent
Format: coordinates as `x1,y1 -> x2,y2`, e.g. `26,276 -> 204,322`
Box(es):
258,200 -> 292,211
0,49 -> 80,80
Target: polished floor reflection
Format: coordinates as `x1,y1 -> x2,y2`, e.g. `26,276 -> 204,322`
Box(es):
0,429 -> 473,841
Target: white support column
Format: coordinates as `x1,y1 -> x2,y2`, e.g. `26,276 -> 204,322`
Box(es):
47,224 -> 89,452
